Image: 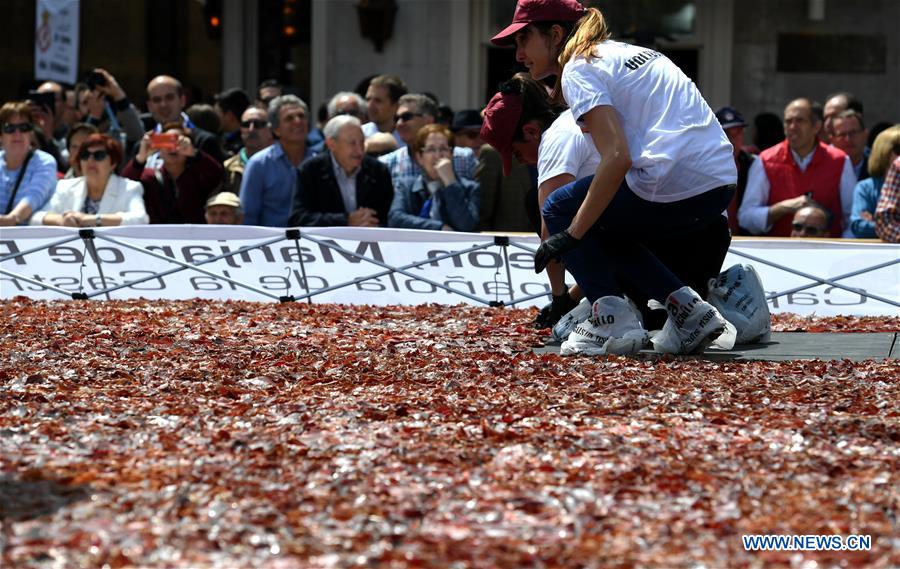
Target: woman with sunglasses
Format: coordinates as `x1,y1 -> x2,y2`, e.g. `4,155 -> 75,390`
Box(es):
388,124 -> 480,232
0,102 -> 58,226
527,5 -> 737,354
31,134 -> 147,226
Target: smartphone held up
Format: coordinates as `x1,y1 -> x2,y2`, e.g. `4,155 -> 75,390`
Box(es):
149,132 -> 179,152
85,71 -> 108,91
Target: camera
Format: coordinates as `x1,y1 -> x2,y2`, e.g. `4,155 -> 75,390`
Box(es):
85,71 -> 108,90
27,90 -> 57,113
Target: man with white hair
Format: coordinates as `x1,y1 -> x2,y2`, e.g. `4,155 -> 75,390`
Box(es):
327,91 -> 367,121
240,94 -> 318,226
289,115 -> 393,227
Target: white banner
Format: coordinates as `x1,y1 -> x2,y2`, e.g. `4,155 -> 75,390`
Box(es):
34,0 -> 80,85
1,226 -> 898,317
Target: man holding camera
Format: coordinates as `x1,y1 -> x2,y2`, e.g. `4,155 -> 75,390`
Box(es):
26,84 -> 67,172
140,75 -> 225,164
34,82 -> 68,142
77,69 -> 144,152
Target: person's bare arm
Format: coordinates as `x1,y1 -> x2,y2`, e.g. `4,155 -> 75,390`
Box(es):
767,194 -> 811,226
566,106 -> 631,239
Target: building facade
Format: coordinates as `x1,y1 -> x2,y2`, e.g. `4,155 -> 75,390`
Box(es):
4,0 -> 898,132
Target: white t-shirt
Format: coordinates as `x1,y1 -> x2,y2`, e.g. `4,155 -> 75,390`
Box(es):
561,40 -> 736,203
537,110 -> 600,187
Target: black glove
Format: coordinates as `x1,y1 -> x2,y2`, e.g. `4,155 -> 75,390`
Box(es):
534,290 -> 579,329
534,230 -> 580,273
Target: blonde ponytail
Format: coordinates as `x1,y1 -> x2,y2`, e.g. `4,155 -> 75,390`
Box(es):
559,8 -> 611,67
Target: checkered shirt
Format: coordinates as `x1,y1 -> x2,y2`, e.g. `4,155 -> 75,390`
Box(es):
874,156 -> 900,243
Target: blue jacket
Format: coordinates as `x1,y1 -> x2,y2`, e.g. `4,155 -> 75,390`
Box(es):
388,174 -> 480,232
240,141 -> 316,227
850,176 -> 884,238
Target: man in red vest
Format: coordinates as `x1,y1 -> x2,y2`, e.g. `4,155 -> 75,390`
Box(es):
737,98 -> 855,237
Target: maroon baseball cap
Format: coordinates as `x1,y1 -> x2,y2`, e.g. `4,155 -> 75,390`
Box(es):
480,90 -> 524,176
491,0 -> 587,46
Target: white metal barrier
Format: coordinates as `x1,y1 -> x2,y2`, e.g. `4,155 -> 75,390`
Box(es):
1,226 -> 898,317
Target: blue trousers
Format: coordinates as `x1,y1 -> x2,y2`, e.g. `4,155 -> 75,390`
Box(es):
542,176 -> 734,303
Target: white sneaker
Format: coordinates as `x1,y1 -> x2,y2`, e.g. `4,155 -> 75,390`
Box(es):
552,298 -> 591,342
560,296 -> 649,356
707,264 -> 771,344
650,286 -> 736,354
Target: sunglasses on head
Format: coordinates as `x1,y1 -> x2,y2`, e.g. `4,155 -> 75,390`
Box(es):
241,119 -> 268,129
2,122 -> 33,134
79,149 -> 109,162
395,111 -> 423,123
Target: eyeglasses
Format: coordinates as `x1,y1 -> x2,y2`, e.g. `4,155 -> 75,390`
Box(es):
791,223 -> 826,234
422,145 -> 452,155
395,111 -> 423,123
2,122 -> 34,134
832,129 -> 863,139
241,119 -> 268,129
79,149 -> 109,162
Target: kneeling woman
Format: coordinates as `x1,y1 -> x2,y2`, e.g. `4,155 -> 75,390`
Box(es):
535,8 -> 737,355
388,124 -> 480,232
31,134 -> 148,226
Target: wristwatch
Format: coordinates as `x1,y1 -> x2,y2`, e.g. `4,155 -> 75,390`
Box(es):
96,214 -> 102,227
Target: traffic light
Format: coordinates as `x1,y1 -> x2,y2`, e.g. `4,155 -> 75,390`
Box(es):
281,0 -> 301,45
204,0 -> 222,39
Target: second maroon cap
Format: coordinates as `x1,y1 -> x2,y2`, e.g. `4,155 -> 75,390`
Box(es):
480,90 -> 524,176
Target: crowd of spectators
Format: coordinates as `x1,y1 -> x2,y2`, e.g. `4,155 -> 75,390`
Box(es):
1,69 -> 898,242
722,93 -> 899,242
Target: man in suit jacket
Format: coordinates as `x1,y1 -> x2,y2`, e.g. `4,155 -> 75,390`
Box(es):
289,115 -> 393,227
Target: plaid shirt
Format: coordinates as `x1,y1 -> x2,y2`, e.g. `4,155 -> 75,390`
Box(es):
379,146 -> 478,189
874,156 -> 900,243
